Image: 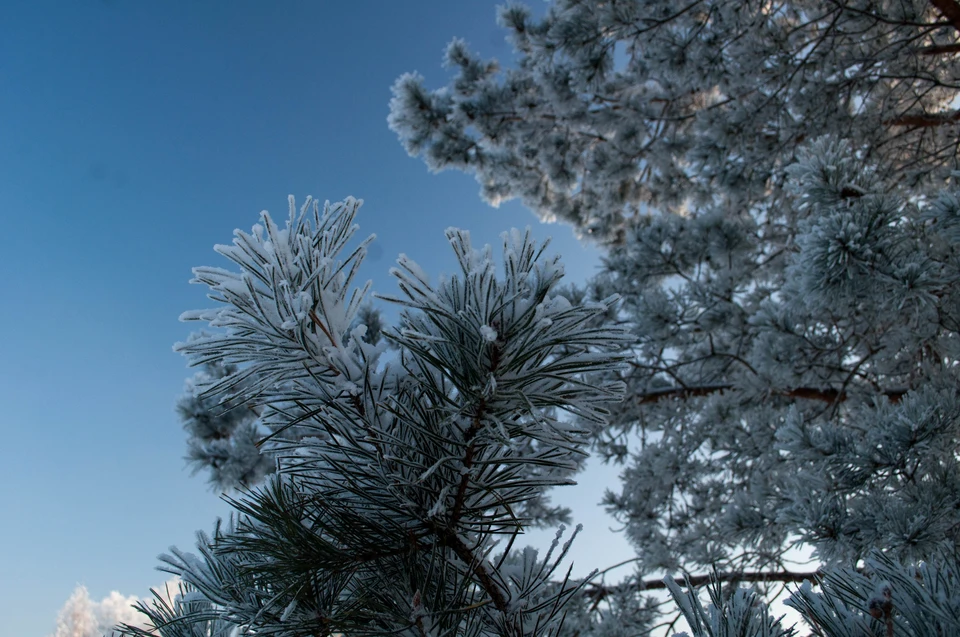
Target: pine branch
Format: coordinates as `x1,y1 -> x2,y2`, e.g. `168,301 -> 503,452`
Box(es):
584,569 -> 822,605
449,399 -> 487,529
919,42 -> 960,55
884,109 -> 960,128
931,0 -> 960,34
635,384 -> 908,405
434,524 -> 511,613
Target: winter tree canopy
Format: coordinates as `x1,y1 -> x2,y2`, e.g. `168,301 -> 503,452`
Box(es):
386,0 -> 960,628
389,0 -> 960,241
143,0 -> 960,634
143,185 -> 960,637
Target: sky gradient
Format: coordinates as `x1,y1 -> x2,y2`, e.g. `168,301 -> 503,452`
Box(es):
0,3 -> 632,634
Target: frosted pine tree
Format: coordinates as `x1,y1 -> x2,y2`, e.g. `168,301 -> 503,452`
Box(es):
389,0 -> 960,241
121,196 -> 632,636
138,1 -> 960,633
665,549 -> 960,636
387,0 -> 960,631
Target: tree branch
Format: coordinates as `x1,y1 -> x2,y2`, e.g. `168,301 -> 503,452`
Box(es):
435,526 -> 511,613
449,399 -> 486,528
635,384 -> 907,405
920,42 -> 960,55
584,569 -> 822,604
884,109 -> 960,127
930,0 -> 960,34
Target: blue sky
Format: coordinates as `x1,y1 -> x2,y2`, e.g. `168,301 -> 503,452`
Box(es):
0,2 -> 630,634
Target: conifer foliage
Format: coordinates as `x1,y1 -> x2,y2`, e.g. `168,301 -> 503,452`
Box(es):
667,549 -> 960,637
124,196 -> 631,636
388,0 -> 960,614
143,0 -> 960,634
389,0 -> 960,241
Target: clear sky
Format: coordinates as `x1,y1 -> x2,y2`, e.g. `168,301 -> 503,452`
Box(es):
0,2 -> 632,634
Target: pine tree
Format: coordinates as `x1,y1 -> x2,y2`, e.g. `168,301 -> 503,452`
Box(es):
389,0 -> 960,242
386,0 -> 960,630
142,1 -> 960,633
666,548 -> 960,637
124,196 -> 632,636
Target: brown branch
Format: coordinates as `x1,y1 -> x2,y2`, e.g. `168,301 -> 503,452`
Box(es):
449,337 -> 501,527
448,400 -> 485,528
920,42 -> 960,55
637,383 -> 731,404
884,109 -> 960,127
308,308 -> 336,345
433,339 -> 511,614
434,525 -> 511,613
636,384 -> 907,405
931,0 -> 960,34
585,569 -> 822,604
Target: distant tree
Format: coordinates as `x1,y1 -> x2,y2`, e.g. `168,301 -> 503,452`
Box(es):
51,584 -> 150,637
52,587 -> 100,637
387,0 -> 960,626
